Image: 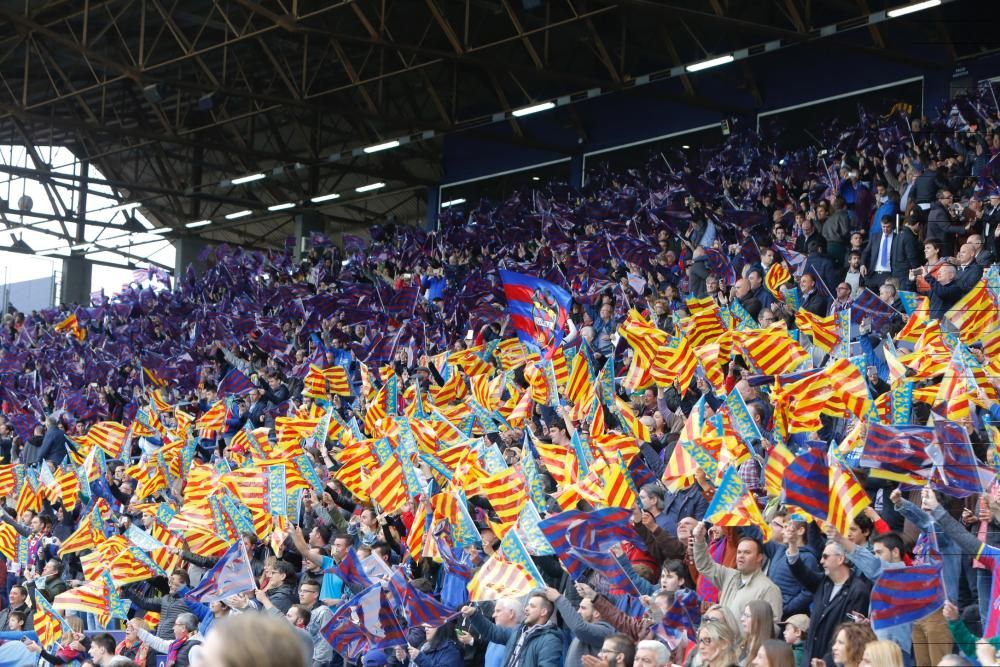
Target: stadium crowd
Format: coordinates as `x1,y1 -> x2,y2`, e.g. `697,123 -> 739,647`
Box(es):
0,88 -> 995,667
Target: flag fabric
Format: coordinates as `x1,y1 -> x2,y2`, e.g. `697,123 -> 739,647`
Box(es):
401,579 -> 457,628
325,547 -> 374,592
659,587 -> 701,641
467,554 -> 538,601
322,584 -> 406,656
217,367 -> 255,397
861,424 -> 933,483
850,288 -> 900,332
33,593 -> 69,649
945,278 -> 997,344
765,262 -> 792,298
184,540 -> 256,603
827,459 -> 870,537
782,447 -> 830,523
870,563 -> 945,630
500,270 -> 573,357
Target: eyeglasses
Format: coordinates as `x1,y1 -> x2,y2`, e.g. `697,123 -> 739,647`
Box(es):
698,636 -> 714,646
598,649 -> 622,657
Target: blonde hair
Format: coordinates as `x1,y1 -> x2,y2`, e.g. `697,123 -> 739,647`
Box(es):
205,614 -> 309,667
703,604 -> 743,645
697,620 -> 740,666
862,639 -> 903,667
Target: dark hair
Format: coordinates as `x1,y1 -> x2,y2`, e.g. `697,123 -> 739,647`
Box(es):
91,633 -> 117,654
7,611 -> 25,627
313,524 -> 333,545
429,619 -> 458,649
288,604 -> 311,626
662,559 -> 687,580
528,591 -> 555,620
38,513 -> 54,529
274,560 -> 298,583
171,569 -> 191,586
605,633 -> 636,665
331,532 -> 352,546
852,512 -> 874,538
872,532 -> 905,558
9,585 -> 27,599
737,536 -> 766,556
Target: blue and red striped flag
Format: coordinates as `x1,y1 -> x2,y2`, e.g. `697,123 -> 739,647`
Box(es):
540,508 -> 637,580
183,540 -> 256,603
851,288 -> 900,331
217,367 -> 255,398
321,584 -> 406,659
325,547 -> 374,592
870,562 -> 945,630
773,244 -> 807,276
861,424 -> 933,483
931,420 -> 989,496
500,270 -> 572,357
703,248 -> 736,285
403,582 -> 457,628
568,544 -> 642,597
781,446 -> 830,523
658,587 -> 701,640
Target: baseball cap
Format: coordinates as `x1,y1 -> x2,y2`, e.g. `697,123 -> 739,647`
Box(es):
363,650 -> 388,666
781,613 -> 810,633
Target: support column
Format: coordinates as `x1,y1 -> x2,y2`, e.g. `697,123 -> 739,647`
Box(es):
174,236 -> 211,278
294,213 -> 325,261
424,185 -> 440,231
60,254 -> 92,306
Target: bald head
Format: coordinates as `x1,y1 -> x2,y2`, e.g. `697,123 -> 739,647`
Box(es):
733,278 -> 750,299
957,243 -> 975,266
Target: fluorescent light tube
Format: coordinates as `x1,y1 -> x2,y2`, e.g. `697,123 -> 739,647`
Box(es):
686,54 -> 735,72
363,140 -> 400,154
512,102 -> 555,117
231,173 -> 265,185
887,0 -> 940,17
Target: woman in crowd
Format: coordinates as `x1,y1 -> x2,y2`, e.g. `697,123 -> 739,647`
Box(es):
750,640 -> 795,667
739,601 -> 775,667
394,618 -> 464,667
826,623 -> 876,667
692,620 -> 741,667
858,639 -> 903,667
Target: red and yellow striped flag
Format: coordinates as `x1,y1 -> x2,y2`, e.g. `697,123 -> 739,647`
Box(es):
467,554 -> 538,601
828,460 -> 870,537
618,310 -> 668,367
302,365 -> 352,398
945,278 -> 998,344
85,421 -> 129,458
479,468 -> 527,533
33,595 -> 68,649
794,310 -> 840,354
764,442 -> 795,498
765,262 -> 792,297
650,337 -> 697,390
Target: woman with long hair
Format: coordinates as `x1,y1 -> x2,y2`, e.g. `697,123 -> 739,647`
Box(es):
750,639 -> 795,667
739,601 -> 775,666
858,639 -> 903,667
702,604 -> 743,648
827,623 -> 876,667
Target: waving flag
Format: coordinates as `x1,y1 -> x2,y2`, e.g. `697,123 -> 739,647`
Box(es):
870,562 -> 945,630
500,270 -> 572,357
325,547 -> 374,592
33,594 -> 69,649
217,367 -> 255,397
184,540 -> 256,603
659,587 -> 702,641
782,446 -> 830,523
851,288 -> 899,332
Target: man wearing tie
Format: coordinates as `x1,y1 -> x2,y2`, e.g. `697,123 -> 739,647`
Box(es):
860,216 -> 918,291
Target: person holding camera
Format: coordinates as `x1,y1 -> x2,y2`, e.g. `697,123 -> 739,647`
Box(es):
926,189 -> 970,258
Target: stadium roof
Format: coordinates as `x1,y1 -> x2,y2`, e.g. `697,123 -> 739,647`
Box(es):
0,0 -> 988,261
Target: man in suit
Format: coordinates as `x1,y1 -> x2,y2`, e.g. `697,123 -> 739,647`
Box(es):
969,233 -> 995,267
983,189 -> 1000,259
859,216 -> 919,291
926,190 -> 969,258
954,242 -> 984,293
797,272 -> 829,317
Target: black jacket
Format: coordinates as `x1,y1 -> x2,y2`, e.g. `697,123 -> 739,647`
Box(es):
927,275 -> 965,320
788,556 -> 871,667
926,203 -> 966,258
860,229 -> 921,284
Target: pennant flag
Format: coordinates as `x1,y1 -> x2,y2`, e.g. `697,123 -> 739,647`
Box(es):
184,540 -> 256,603
500,270 -> 572,357
870,562 -> 945,630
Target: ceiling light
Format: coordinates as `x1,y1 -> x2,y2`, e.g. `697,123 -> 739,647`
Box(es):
224,210 -> 252,220
355,183 -> 385,193
681,145 -> 691,149
886,0 -> 941,17
267,202 -> 296,211
148,227 -> 172,235
686,54 -> 735,72
310,193 -> 341,203
363,140 -> 400,154
440,198 -> 466,208
186,220 -> 212,228
512,102 -> 555,118
230,173 -> 266,185
531,176 -> 540,181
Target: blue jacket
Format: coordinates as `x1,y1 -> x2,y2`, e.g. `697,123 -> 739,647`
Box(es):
414,639 -> 464,667
764,542 -> 818,618
469,612 -> 563,667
